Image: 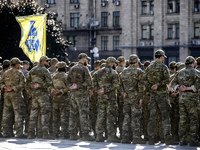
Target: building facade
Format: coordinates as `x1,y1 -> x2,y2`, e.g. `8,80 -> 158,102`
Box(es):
35,0 -> 200,64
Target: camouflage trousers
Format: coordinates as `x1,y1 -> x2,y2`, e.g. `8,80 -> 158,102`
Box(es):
52,94 -> 70,137
69,90 -> 91,134
2,92 -> 25,137
122,93 -> 142,139
179,92 -> 199,142
148,92 -> 171,139
141,93 -> 150,139
169,95 -> 179,140
90,93 -> 97,136
28,90 -> 51,135
95,92 -> 118,138
117,91 -> 124,138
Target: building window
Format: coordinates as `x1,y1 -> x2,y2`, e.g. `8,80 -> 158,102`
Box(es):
101,36 -> 108,51
168,24 -> 173,39
101,12 -> 108,27
167,0 -> 180,13
142,25 -> 148,39
194,0 -> 200,12
150,1 -> 154,14
175,24 -> 179,39
150,25 -> 154,39
67,36 -> 77,47
194,23 -> 200,38
113,36 -> 120,50
142,1 -> 147,15
47,0 -> 56,4
70,13 -> 79,28
70,0 -> 79,3
113,11 -> 120,27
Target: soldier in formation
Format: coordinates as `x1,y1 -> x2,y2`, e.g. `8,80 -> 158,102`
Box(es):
0,51 -> 199,147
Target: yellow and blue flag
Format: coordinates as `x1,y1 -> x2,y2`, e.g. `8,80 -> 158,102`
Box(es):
16,14 -> 47,62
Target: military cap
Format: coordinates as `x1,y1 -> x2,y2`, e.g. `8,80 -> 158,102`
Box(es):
22,60 -> 30,65
33,61 -> 39,67
129,54 -> 139,63
185,56 -> 195,65
11,57 -> 22,65
144,61 -> 151,67
78,53 -> 91,60
51,58 -> 58,64
106,57 -> 117,64
155,49 -> 167,58
169,61 -> 176,69
69,62 -> 77,68
100,63 -> 106,68
56,61 -> 67,69
3,60 -> 10,66
117,56 -> 125,63
177,63 -> 185,70
100,59 -> 106,64
40,56 -> 51,62
196,57 -> 200,63
93,60 -> 101,67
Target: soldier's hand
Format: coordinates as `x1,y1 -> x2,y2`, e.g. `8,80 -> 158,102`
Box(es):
123,93 -> 127,99
138,99 -> 142,108
50,89 -> 61,96
90,90 -> 93,96
31,83 -> 39,89
96,87 -> 104,95
69,83 -> 77,90
4,86 -> 13,92
151,84 -> 158,90
178,85 -> 187,92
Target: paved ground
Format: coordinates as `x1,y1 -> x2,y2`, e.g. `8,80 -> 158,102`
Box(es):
0,138 -> 200,150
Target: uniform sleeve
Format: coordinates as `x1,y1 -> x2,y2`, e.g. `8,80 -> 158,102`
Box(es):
60,75 -> 70,94
81,67 -> 92,90
92,72 -> 99,91
138,70 -> 144,99
0,73 -> 5,90
12,72 -> 25,92
170,73 -> 179,91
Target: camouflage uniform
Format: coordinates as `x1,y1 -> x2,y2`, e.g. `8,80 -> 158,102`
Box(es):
51,62 -> 70,138
67,53 -> 93,141
0,60 -> 11,136
0,58 -> 25,138
21,60 -> 30,134
93,57 -> 119,142
90,60 -> 101,137
116,56 -> 125,139
171,56 -> 200,145
168,62 -> 180,141
143,50 -> 177,145
120,54 -> 145,144
26,56 -> 53,139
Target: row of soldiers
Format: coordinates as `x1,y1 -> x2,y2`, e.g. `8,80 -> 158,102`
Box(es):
0,49 -> 199,146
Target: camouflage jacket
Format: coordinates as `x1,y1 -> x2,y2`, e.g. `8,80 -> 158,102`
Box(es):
26,64 -> 53,93
171,66 -> 200,93
21,68 -> 29,79
52,71 -> 69,95
67,62 -> 92,90
90,68 -> 98,78
0,67 -> 25,93
120,65 -> 143,98
48,66 -> 56,74
143,60 -> 170,95
93,65 -> 119,93
116,65 -> 124,74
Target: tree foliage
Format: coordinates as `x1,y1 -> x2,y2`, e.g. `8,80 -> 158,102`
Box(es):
0,0 -> 71,62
